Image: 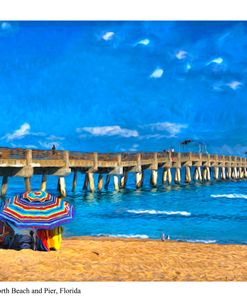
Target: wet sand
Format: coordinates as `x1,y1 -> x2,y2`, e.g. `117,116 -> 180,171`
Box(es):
0,237 -> 247,281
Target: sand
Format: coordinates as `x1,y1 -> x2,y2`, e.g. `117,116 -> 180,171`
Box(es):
0,237 -> 246,281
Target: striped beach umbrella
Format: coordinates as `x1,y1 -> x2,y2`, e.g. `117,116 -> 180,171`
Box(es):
0,191 -> 74,229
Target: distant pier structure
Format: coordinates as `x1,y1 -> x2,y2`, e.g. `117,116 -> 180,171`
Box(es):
0,148 -> 246,197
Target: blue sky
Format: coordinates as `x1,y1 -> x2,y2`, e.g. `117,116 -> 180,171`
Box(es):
0,21 -> 246,155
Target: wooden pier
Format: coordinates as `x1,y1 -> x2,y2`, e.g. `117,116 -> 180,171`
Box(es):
0,148 -> 246,197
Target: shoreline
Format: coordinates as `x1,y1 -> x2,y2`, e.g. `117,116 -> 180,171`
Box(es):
0,236 -> 247,281
64,235 -> 246,245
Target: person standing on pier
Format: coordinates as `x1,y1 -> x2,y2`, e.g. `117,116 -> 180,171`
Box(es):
52,144 -> 56,155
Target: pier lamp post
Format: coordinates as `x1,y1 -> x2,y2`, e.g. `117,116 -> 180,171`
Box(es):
180,139 -> 193,152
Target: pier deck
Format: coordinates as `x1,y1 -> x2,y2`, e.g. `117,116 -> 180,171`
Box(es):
0,148 -> 246,196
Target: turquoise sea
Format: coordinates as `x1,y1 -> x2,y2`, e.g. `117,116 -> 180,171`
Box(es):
2,169 -> 247,245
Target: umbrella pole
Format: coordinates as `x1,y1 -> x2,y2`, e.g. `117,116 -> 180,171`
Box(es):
24,177 -> 31,192
1,176 -> 8,196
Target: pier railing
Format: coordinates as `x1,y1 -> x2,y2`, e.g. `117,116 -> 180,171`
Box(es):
0,148 -> 246,169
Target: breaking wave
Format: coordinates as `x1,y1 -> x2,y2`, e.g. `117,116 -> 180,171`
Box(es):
211,194 -> 247,199
127,210 -> 191,216
96,234 -> 149,239
184,239 -> 217,244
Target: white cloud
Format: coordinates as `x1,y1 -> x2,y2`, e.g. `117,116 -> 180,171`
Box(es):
47,135 -> 64,141
149,122 -> 187,137
129,143 -> 139,151
150,68 -> 164,79
226,81 -> 242,90
207,57 -> 223,65
31,131 -> 46,137
102,31 -> 115,41
138,134 -> 168,140
136,38 -> 150,46
176,50 -> 187,60
38,141 -> 61,149
24,145 -> 38,149
3,123 -> 30,141
77,126 -> 139,138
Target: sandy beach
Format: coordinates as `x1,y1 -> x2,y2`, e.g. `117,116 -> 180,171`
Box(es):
0,237 -> 246,281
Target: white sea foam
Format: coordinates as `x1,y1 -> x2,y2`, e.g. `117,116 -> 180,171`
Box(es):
211,194 -> 247,199
97,234 -> 149,239
185,239 -> 217,244
127,210 -> 191,216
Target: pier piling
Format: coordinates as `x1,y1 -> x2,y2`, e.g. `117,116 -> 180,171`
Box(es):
221,167 -> 226,180
59,177 -> 66,197
24,177 -> 31,192
72,170 -> 78,192
104,175 -> 111,190
136,172 -> 143,189
83,174 -> 89,190
167,168 -> 172,185
113,175 -> 119,191
227,167 -> 232,179
174,168 -> 181,184
88,173 -> 95,193
120,173 -> 128,189
214,167 -> 219,180
1,176 -> 8,196
193,168 -> 199,181
150,170 -> 158,187
185,166 -> 191,183
97,174 -> 103,192
41,174 -> 47,191
162,168 -> 168,184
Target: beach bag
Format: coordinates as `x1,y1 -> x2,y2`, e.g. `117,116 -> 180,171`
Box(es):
0,220 -> 15,248
36,227 -> 63,251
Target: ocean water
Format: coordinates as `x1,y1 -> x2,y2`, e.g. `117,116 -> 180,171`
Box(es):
1,168 -> 247,245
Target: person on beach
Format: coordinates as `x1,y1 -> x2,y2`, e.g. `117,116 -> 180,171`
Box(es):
0,220 -> 15,249
161,232 -> 170,241
0,221 -> 35,251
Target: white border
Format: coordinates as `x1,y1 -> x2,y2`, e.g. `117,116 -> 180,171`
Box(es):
0,282 -> 246,302
0,0 -> 246,20
0,1 -> 246,301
